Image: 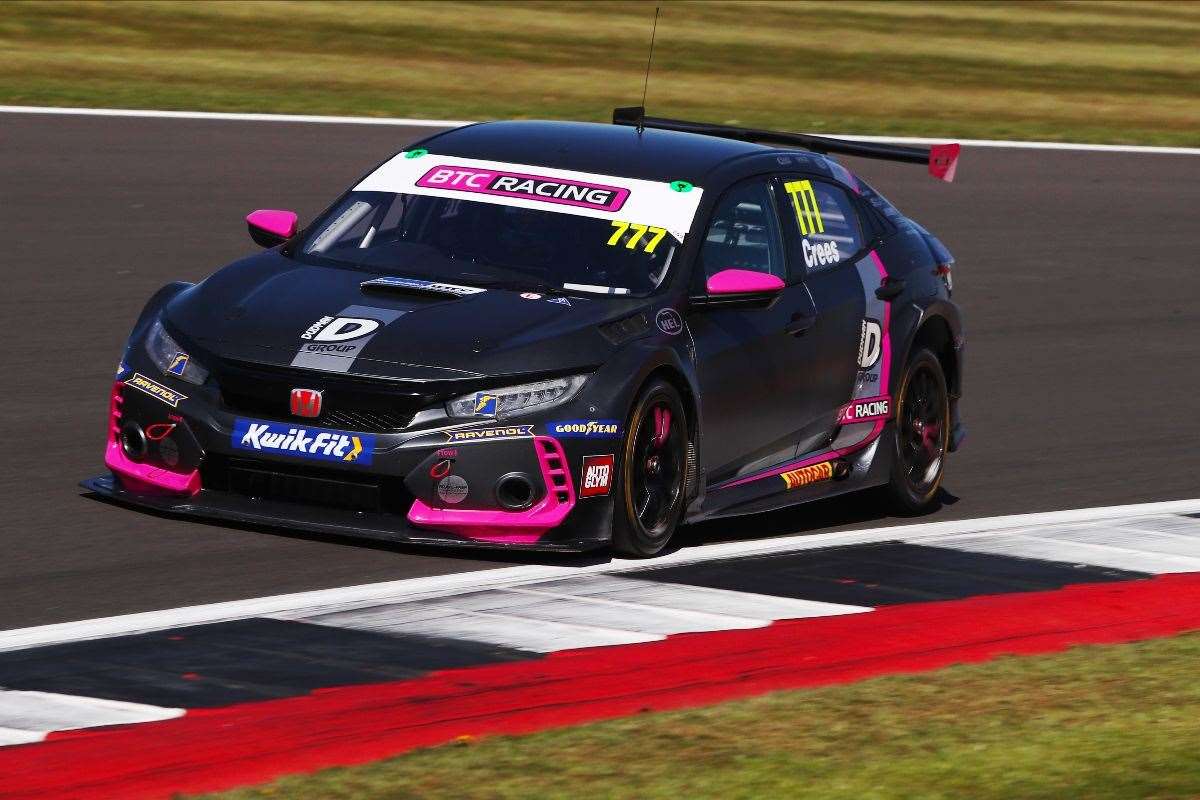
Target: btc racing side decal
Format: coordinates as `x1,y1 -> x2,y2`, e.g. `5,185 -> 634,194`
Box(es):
838,395 -> 890,424
580,454 -> 615,498
550,420 -> 621,439
291,304 -> 408,373
232,419 -> 374,465
125,373 -> 187,408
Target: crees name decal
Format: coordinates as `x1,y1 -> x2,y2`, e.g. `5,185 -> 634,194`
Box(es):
417,166 -> 629,212
232,419 -> 373,465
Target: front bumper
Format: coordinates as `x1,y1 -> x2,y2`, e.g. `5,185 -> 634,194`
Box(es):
79,474 -> 605,552
88,363 -> 621,552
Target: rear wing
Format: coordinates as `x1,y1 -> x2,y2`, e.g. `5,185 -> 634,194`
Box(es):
612,106 -> 959,183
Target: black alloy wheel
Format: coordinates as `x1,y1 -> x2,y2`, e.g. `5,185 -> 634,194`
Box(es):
612,379 -> 688,557
887,348 -> 950,511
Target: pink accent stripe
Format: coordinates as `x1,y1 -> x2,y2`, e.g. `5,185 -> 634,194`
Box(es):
407,436 -> 575,543
104,382 -> 201,496
713,251 -> 893,491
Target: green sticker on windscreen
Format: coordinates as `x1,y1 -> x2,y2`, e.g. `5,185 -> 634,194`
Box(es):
403,149 -> 429,159
669,180 -> 693,193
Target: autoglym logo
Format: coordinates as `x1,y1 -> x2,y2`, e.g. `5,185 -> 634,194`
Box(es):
780,461 -> 834,490
784,179 -> 824,236
580,454 -> 615,498
858,319 -> 882,369
232,418 -> 374,465
290,388 -> 323,418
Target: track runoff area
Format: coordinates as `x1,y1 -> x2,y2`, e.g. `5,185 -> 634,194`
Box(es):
4,106 -> 1200,797
3,499 -> 1200,798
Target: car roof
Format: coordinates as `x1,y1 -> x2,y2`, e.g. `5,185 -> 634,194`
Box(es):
421,120 -> 774,185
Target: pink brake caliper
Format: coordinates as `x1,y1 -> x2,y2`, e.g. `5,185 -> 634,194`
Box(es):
652,406 -> 671,448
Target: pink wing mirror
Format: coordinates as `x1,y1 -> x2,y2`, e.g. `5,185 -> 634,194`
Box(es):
706,269 -> 786,296
246,209 -> 298,248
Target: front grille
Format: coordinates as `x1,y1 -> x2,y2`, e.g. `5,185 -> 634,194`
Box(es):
213,359 -> 436,432
202,454 -> 412,515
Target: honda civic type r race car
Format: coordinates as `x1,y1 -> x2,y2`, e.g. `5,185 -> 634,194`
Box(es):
82,108 -> 965,557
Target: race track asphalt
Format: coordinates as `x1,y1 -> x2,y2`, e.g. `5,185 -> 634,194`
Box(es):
3,112 -> 1197,628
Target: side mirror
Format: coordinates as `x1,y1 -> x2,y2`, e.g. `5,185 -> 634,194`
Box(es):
246,209 -> 298,248
692,269 -> 785,308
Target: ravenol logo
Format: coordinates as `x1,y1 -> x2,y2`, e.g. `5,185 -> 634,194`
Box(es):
784,179 -> 824,236
232,419 -> 374,465
166,352 -> 189,376
473,393 -> 498,416
550,420 -> 621,438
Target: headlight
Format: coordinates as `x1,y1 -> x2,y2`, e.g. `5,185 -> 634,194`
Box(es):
145,318 -> 209,386
446,375 -> 588,419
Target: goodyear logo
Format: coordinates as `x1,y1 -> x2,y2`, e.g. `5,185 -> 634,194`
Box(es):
125,372 -> 187,408
780,461 -> 834,490
473,393 -> 498,415
550,420 -> 621,438
447,425 -> 534,443
784,179 -> 824,236
232,419 -> 373,465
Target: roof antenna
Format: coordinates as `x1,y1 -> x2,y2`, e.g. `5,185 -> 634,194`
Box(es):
637,6 -> 660,133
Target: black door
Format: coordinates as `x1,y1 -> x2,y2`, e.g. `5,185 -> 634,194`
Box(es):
688,178 -> 853,484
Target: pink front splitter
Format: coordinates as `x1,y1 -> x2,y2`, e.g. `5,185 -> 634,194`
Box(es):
407,436 -> 575,543
104,382 -> 201,496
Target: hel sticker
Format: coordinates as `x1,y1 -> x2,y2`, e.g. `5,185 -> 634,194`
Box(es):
437,474 -> 469,504
473,393 -> 498,416
858,319 -> 882,369
166,353 -> 189,376
550,420 -> 621,438
780,461 -> 834,490
607,221 -> 669,252
125,373 -> 187,408
839,395 -> 891,424
656,308 -> 683,336
232,418 -> 374,465
784,179 -> 825,236
580,454 -> 615,498
416,165 -> 629,212
447,425 -> 534,443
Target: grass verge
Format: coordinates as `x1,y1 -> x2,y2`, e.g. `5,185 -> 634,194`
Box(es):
2,1 -> 1199,145
194,632 -> 1200,800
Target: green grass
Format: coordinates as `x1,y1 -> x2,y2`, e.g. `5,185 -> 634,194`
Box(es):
194,632 -> 1200,800
2,1 -> 1199,145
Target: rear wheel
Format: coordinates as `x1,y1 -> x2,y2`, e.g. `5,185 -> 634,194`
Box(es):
611,379 -> 688,557
886,348 -> 949,512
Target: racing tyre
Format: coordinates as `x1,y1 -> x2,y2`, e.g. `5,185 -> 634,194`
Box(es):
886,348 -> 949,512
612,379 -> 688,557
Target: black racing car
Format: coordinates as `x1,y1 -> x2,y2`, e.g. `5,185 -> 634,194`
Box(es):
84,108 -> 965,556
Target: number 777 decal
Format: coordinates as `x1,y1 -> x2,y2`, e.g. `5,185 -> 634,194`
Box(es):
607,221 -> 668,253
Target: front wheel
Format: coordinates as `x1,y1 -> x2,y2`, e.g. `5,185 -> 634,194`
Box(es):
886,347 -> 950,512
611,379 -> 688,557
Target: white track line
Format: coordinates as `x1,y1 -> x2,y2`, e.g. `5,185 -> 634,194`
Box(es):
2,105 -> 1198,155
0,691 -> 183,746
2,498 -> 1200,653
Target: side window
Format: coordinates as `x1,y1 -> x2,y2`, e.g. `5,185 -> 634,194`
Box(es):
778,178 -> 864,275
699,180 -> 785,281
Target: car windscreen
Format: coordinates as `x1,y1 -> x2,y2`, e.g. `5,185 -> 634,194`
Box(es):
294,191 -> 680,297
291,152 -> 705,297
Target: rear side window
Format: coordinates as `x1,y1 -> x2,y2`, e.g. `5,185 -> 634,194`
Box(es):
779,178 -> 864,275
699,180 -> 785,281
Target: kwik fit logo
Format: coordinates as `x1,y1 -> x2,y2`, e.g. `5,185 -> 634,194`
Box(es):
232,418 -> 374,465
